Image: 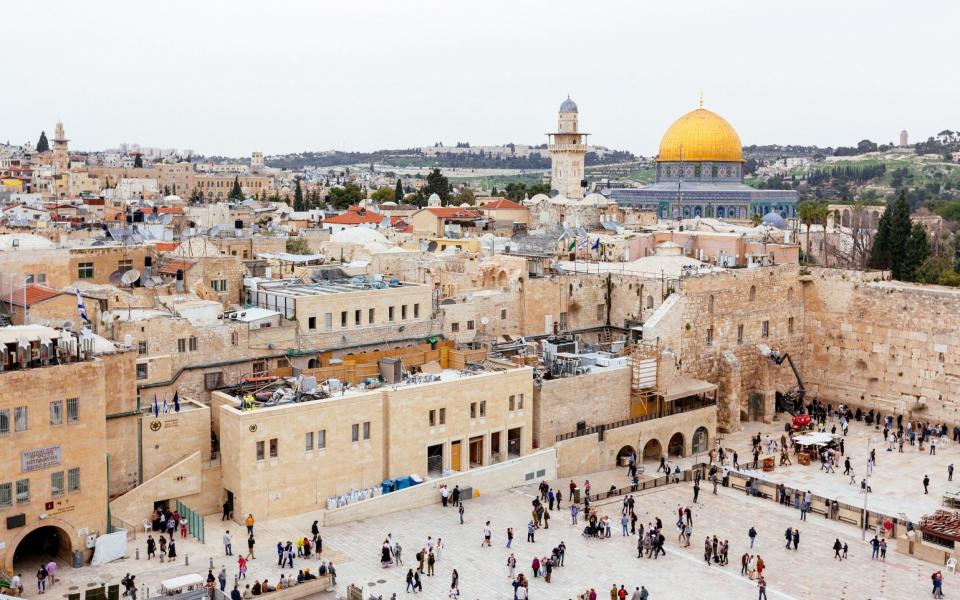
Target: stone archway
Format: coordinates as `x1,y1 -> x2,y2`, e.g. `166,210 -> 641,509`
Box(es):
642,438 -> 662,461
5,517 -> 75,574
668,432 -> 685,458
616,445 -> 636,467
692,426 -> 709,454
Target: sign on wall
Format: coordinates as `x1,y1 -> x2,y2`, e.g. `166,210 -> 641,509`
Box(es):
21,445 -> 62,472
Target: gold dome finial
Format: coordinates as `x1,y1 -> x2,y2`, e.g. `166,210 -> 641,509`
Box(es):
699,91 -> 703,108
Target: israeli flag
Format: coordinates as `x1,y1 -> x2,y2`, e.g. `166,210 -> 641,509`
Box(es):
76,290 -> 90,323
162,394 -> 169,414
152,394 -> 159,417
577,238 -> 589,250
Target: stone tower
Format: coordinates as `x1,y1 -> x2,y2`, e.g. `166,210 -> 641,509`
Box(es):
251,151 -> 264,174
548,97 -> 588,199
899,130 -> 909,147
52,121 -> 69,175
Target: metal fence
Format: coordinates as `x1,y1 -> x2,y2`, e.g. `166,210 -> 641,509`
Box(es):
556,398 -> 717,442
175,499 -> 205,544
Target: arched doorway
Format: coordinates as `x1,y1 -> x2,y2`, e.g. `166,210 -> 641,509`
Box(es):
307,358 -> 320,369
642,439 -> 662,461
9,524 -> 72,574
668,432 -> 685,458
692,427 -> 709,454
616,445 -> 636,467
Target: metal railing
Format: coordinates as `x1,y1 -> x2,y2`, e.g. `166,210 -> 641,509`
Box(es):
556,398 -> 717,442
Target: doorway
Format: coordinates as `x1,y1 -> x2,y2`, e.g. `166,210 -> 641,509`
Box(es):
450,440 -> 462,471
490,431 -> 502,463
469,436 -> 484,468
668,432 -> 685,458
642,439 -> 662,461
507,427 -> 522,459
13,525 -> 72,573
427,444 -> 444,477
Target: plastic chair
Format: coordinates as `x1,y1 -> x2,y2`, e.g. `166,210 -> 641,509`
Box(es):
946,557 -> 957,573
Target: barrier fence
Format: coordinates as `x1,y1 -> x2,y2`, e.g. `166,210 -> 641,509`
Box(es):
175,499 -> 206,544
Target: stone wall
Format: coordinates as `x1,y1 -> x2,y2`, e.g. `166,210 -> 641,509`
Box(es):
536,366 -> 631,445
803,268 -> 960,423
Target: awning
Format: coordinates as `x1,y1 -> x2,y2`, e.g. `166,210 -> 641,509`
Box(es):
793,432 -> 836,447
160,574 -> 204,593
662,376 -> 717,402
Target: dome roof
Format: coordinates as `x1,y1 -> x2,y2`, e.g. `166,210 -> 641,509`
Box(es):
762,212 -> 787,229
657,107 -> 743,163
0,233 -> 55,251
559,97 -> 578,113
331,226 -> 389,245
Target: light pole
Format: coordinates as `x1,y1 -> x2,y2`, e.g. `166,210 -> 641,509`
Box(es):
861,435 -> 873,540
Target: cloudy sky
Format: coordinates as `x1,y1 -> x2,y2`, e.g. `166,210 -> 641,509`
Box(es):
4,1 -> 957,157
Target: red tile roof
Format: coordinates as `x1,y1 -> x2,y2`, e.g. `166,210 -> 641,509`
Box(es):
158,259 -> 195,276
155,242 -> 180,252
323,210 -> 384,225
5,284 -> 64,307
157,207 -> 183,215
480,197 -> 526,210
423,207 -> 482,219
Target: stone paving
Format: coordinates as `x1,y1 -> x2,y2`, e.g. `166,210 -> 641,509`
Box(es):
25,419 -> 960,600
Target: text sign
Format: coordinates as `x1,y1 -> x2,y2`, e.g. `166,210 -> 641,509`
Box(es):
21,446 -> 62,472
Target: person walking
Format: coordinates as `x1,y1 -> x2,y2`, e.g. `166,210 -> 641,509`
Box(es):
571,504 -> 579,525
224,530 -> 233,556
483,521 -> 492,547
427,550 -> 435,576
870,535 -> 880,560
833,538 -> 843,560
146,535 -> 156,560
924,474 -> 931,494
218,567 -> 227,592
507,527 -> 514,548
507,554 -> 516,578
748,526 -> 758,549
784,527 -> 792,549
949,464 -> 955,482
792,528 -> 799,550
757,575 -> 768,600
527,520 -> 535,543
458,503 -> 464,525
245,514 -> 255,536
246,534 -> 256,559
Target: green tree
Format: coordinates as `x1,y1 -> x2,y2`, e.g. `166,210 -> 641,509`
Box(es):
327,183 -> 363,209
887,191 -> 913,280
870,204 -> 892,269
293,177 -> 305,211
422,168 -> 450,203
394,179 -> 404,202
285,237 -> 311,255
452,187 -> 476,206
371,187 -> 396,202
797,201 -> 826,262
750,213 -> 762,226
228,175 -> 244,201
36,131 -> 49,153
903,223 -> 930,281
133,153 -> 143,168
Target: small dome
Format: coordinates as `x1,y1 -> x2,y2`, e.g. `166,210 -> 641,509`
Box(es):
559,97 -> 578,113
762,212 -> 787,229
331,227 -> 389,245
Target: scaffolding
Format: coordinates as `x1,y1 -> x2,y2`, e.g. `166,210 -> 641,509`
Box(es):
630,339 -> 660,417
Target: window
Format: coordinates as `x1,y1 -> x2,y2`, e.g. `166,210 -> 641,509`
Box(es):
363,421 -> 370,440
749,286 -> 756,302
305,432 -> 314,451
14,406 -> 27,432
414,304 -> 420,319
388,307 -> 395,322
467,320 -> 475,330
509,395 -> 515,411
706,328 -> 713,346
355,309 -> 361,325
708,295 -> 714,313
762,320 -> 770,338
470,402 -> 477,419
518,393 -> 524,409
597,304 -> 605,320
269,438 -> 278,459
308,316 -> 316,330
0,482 -> 10,507
737,324 -> 744,344
50,400 -> 63,425
317,430 -> 326,449
429,410 -> 436,427
341,311 -> 347,327
189,336 -> 198,352
451,322 -> 460,333
787,287 -> 794,302
252,361 -> 266,374
646,295 -> 654,309
16,479 -> 28,504
256,441 -> 265,461
118,259 -> 132,272
178,338 -> 187,353
438,408 -> 445,425
479,401 -> 486,417
501,309 -> 507,320
231,331 -> 239,346
68,468 -> 80,492
137,363 -> 148,380
351,424 -> 359,443
37,273 -> 46,284
138,341 -> 148,355
212,279 -> 227,292
324,313 -> 333,330
0,409 -> 9,435
51,471 -> 64,497
78,262 -> 94,279
369,308 -> 375,323
788,317 -> 795,334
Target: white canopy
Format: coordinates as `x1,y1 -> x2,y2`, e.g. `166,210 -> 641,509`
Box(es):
159,573 -> 204,594
793,432 -> 835,447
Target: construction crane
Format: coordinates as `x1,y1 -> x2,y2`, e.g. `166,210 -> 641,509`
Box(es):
758,345 -> 806,414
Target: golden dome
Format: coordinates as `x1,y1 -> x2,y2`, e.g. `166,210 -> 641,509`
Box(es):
657,107 -> 743,162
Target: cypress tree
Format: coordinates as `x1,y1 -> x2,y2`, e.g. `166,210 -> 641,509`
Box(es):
134,153 -> 144,168
888,191 -> 912,280
36,131 -> 49,153
903,223 -> 930,282
394,179 -> 403,202
293,177 -> 305,211
228,175 -> 244,200
870,205 -> 892,269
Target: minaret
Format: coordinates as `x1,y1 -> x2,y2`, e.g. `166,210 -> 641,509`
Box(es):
52,121 -> 69,175
547,97 -> 588,199
899,130 -> 909,148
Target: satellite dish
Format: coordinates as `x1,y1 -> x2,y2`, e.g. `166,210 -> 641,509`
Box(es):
480,317 -> 489,325
161,213 -> 174,225
209,225 -> 222,237
121,269 -> 141,285
109,270 -> 124,286
62,320 -> 73,331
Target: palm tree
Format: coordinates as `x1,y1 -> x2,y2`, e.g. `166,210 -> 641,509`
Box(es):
797,201 -> 830,263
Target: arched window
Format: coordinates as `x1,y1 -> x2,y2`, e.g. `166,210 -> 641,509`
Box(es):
646,295 -> 654,309
708,295 -> 714,313
749,286 -> 756,302
787,287 -> 793,302
307,358 -> 319,369
692,427 -> 709,454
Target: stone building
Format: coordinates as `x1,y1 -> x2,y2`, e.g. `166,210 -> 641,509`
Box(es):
547,97 -> 588,199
